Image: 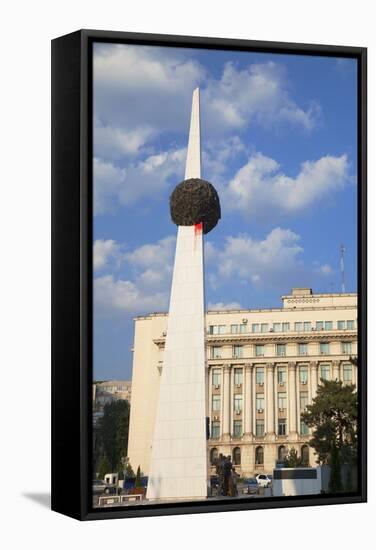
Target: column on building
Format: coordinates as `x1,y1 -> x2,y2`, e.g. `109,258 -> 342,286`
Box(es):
252,364 -> 256,436
244,363 -> 253,438
266,363 -> 275,435
222,365 -> 231,440
333,360 -> 340,381
208,367 -> 212,418
310,361 -> 318,399
273,364 -> 279,434
230,364 -> 234,438
288,362 -> 297,437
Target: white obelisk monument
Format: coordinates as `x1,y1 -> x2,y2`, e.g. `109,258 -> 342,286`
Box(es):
146,88 -> 208,500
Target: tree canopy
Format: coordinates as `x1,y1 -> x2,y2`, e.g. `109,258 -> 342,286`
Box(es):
95,400 -> 130,473
301,379 -> 357,465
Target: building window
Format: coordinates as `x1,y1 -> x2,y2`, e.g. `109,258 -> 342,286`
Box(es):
231,324 -> 238,334
325,321 -> 333,330
320,342 -> 330,354
273,323 -> 281,332
338,320 -> 346,330
278,392 -> 287,410
261,323 -> 268,333
233,420 -> 242,438
233,446 -> 241,465
211,421 -> 220,439
277,366 -> 286,383
239,323 -> 247,334
210,448 -> 219,465
278,419 -> 287,436
301,445 -> 310,466
211,346 -> 222,359
255,344 -> 265,356
343,363 -> 353,382
252,324 -> 260,333
256,394 -> 264,411
278,445 -> 287,462
282,322 -> 290,332
234,395 -> 243,412
256,420 -> 264,436
300,420 -> 309,435
212,368 -> 221,386
295,322 -> 303,332
300,391 -> 309,410
320,364 -> 330,381
347,320 -> 355,330
298,343 -> 308,356
304,322 -> 311,331
212,394 -> 221,411
234,368 -> 243,385
255,446 -> 264,464
209,324 -> 226,335
299,366 -> 308,384
256,367 -> 264,384
341,342 -> 352,354
316,321 -> 324,330
233,345 -> 243,358
276,344 -> 286,357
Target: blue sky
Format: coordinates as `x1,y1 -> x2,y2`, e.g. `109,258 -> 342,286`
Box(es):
92,43 -> 358,381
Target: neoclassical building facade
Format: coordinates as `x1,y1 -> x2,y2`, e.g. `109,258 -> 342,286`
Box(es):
127,288 -> 357,477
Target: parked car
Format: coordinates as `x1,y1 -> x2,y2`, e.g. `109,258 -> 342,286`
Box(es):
242,478 -> 259,495
92,479 -> 111,495
255,474 -> 273,488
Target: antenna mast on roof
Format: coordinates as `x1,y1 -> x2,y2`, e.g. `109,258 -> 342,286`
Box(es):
340,244 -> 346,293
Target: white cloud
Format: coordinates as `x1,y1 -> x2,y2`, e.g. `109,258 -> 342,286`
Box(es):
94,123 -> 156,161
208,301 -> 242,310
205,227 -> 336,292
125,235 -> 175,271
94,274 -> 169,314
93,158 -> 127,215
202,61 -> 320,134
92,45 -> 329,217
94,148 -> 186,215
94,45 -> 320,141
94,235 -> 176,316
94,239 -> 122,271
226,152 -> 349,220
94,44 -> 205,133
314,263 -> 333,276
211,228 -> 304,284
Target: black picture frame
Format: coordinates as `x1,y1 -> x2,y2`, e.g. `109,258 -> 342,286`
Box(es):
51,29 -> 367,521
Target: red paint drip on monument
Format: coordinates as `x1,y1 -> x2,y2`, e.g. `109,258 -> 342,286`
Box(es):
194,222 -> 203,235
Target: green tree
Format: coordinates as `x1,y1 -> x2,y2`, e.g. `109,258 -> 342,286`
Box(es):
135,466 -> 142,488
124,461 -> 135,479
301,379 -> 357,466
284,447 -> 302,468
97,456 -> 111,480
329,445 -> 343,493
96,400 -> 130,472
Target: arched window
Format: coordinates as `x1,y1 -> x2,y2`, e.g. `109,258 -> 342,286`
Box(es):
233,447 -> 241,465
278,445 -> 287,462
301,445 -> 310,466
210,447 -> 219,465
255,446 -> 264,465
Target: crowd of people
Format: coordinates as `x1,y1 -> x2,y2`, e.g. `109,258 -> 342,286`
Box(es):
214,454 -> 239,497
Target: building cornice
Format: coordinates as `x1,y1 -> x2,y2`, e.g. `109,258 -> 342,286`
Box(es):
152,330 -> 357,348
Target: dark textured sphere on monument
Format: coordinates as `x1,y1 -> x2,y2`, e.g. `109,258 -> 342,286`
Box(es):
169,178 -> 221,234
